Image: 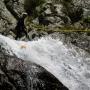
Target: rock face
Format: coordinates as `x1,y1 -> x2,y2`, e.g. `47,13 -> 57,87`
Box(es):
61,0 -> 90,28
0,0 -> 16,35
4,0 -> 25,19
0,0 -> 90,34
0,0 -> 90,38
0,0 -> 27,38
0,49 -> 69,90
24,0 -> 90,28
24,0 -> 71,27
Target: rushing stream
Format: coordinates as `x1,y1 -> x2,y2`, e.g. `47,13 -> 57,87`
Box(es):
0,34 -> 90,90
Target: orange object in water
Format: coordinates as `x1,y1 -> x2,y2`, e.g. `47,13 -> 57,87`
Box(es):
20,43 -> 28,49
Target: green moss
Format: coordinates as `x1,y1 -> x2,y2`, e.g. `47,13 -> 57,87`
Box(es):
83,16 -> 90,23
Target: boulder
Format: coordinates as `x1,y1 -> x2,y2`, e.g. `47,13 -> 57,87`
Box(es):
0,0 -> 16,35
0,48 -> 69,90
4,0 -> 25,19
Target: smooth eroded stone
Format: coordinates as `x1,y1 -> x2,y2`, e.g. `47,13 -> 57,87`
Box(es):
0,50 -> 69,90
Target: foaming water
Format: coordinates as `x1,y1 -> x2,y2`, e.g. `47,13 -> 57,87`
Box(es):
0,34 -> 90,90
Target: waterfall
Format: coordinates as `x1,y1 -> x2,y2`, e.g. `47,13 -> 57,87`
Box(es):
0,34 -> 90,90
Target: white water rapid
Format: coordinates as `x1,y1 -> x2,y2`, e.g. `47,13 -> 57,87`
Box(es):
0,34 -> 90,90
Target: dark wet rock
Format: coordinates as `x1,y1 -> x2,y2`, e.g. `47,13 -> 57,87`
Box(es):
0,49 -> 69,90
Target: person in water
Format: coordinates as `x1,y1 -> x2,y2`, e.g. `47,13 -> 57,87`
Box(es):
15,13 -> 29,40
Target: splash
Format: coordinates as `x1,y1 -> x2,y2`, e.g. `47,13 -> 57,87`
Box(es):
0,34 -> 90,90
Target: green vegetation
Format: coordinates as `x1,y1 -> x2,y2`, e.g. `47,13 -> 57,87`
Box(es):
25,22 -> 90,34
83,16 -> 90,23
